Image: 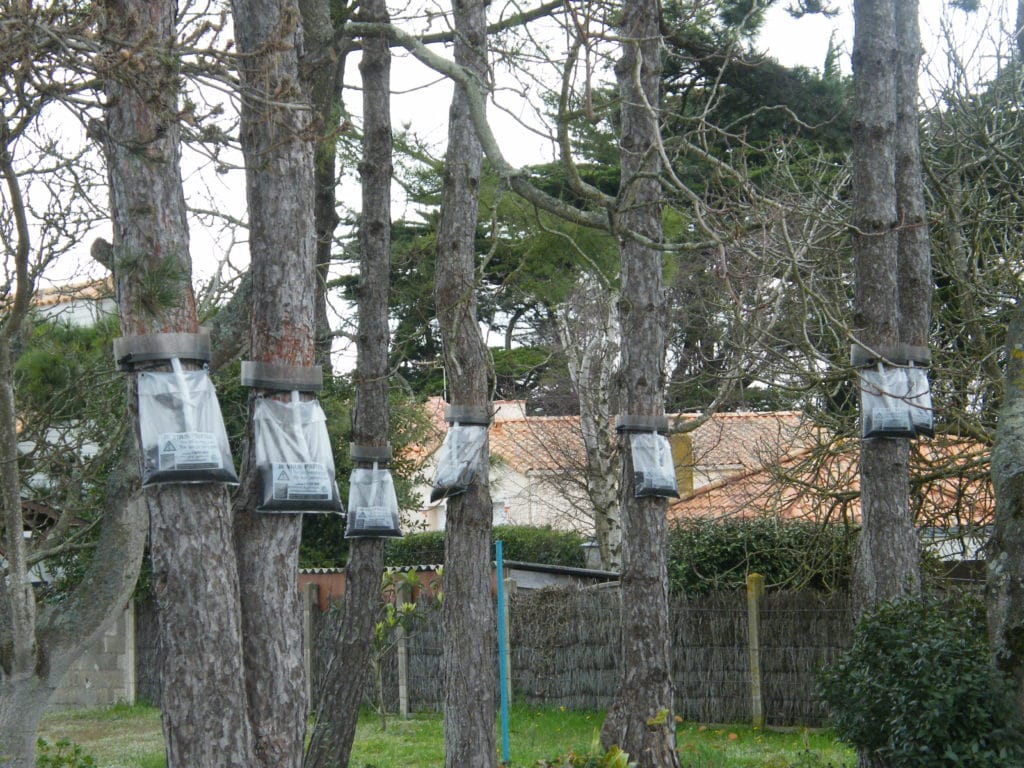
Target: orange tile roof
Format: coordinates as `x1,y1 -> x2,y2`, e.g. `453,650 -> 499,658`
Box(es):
408,400 -> 814,477
31,277 -> 113,308
668,436 -> 992,529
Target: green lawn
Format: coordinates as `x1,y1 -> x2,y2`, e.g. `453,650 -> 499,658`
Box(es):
39,704 -> 854,768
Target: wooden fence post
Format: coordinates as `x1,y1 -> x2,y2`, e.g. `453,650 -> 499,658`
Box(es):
397,579 -> 411,718
746,572 -> 764,728
302,582 -> 318,710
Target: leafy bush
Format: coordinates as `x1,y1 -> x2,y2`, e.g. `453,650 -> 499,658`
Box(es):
35,738 -> 97,768
384,525 -> 586,568
819,594 -> 1024,767
666,518 -> 855,594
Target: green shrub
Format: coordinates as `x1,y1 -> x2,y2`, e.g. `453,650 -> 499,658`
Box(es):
818,594 -> 1024,767
384,525 -> 586,567
666,518 -> 855,594
35,738 -> 97,768
532,745 -> 634,768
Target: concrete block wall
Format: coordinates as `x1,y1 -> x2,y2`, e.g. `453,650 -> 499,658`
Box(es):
49,604 -> 136,710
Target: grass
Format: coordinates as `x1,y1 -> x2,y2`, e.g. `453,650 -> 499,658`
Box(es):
39,704 -> 855,768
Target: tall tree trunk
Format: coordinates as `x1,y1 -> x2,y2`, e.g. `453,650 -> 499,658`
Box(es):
990,0 -> 1024,720
851,0 -> 919,615
851,2 -> 920,765
990,311 -> 1024,716
303,0 -> 391,764
99,0 -> 256,762
600,1 -> 679,766
435,0 -> 496,765
230,0 -> 317,764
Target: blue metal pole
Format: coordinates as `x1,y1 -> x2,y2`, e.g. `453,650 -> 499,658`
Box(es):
496,540 -> 511,764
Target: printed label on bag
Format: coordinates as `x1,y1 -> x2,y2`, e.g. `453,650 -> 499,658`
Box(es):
355,506 -> 391,527
158,432 -> 222,471
272,462 -> 332,501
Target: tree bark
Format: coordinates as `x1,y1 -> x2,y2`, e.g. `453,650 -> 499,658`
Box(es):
557,282 -> 622,571
229,0 -> 317,763
990,310 -> 1024,715
303,0 -> 391,764
851,0 -> 920,613
600,1 -> 679,766
435,0 -> 497,765
99,0 -> 256,763
989,0 -> 1024,721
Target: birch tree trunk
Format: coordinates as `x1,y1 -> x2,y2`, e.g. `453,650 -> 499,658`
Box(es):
557,281 -> 622,571
303,1 -> 391,764
600,0 -> 679,765
99,0 -> 255,762
435,0 -> 497,765
851,0 -> 919,617
229,0 -> 317,763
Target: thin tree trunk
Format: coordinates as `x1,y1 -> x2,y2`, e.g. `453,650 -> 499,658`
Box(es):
990,309 -> 1024,715
600,1 -> 679,765
436,0 -> 497,765
989,0 -> 1024,721
851,0 -> 920,612
100,0 -> 256,763
557,283 -> 622,571
230,0 -> 317,763
303,0 -> 391,763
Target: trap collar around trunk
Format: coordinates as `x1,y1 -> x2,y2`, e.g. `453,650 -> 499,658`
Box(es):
615,414 -> 670,434
240,361 -> 323,392
850,343 -> 931,368
113,331 -> 211,371
444,404 -> 492,426
350,443 -> 393,465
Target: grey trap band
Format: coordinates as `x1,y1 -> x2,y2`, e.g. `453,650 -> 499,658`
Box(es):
240,361 -> 323,392
114,331 -> 211,371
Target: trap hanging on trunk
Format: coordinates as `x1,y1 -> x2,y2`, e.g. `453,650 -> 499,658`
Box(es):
114,332 -> 239,486
852,344 -> 933,440
241,361 -> 343,513
429,405 -> 491,503
346,445 -> 401,538
616,414 -> 679,499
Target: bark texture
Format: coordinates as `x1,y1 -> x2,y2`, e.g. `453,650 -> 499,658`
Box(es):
230,0 -> 317,763
435,0 -> 497,765
988,0 -> 1024,721
100,0 -> 255,762
599,1 -> 679,765
990,311 -> 1024,715
851,0 -> 920,612
303,0 -> 391,764
557,282 -> 622,571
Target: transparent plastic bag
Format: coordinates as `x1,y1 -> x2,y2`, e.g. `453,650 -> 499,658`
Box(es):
346,465 -> 402,538
859,365 -> 915,439
905,364 -> 934,438
137,363 -> 238,485
430,423 -> 488,502
630,431 -> 679,498
253,395 -> 343,513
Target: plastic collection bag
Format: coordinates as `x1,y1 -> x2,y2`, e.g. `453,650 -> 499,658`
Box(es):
346,464 -> 402,538
630,431 -> 680,498
430,423 -> 488,502
137,362 -> 238,485
905,364 -> 934,438
253,394 -> 343,513
859,365 -> 926,439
